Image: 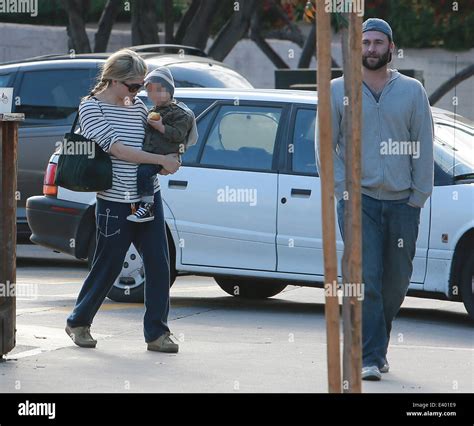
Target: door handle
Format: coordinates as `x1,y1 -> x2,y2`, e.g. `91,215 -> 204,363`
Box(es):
291,188 -> 311,197
168,180 -> 188,189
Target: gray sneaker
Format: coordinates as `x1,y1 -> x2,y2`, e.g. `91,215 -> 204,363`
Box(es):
380,360 -> 390,373
147,332 -> 179,353
362,365 -> 382,381
65,325 -> 97,348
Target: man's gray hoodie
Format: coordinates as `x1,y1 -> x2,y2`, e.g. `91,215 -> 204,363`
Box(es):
315,69 -> 434,208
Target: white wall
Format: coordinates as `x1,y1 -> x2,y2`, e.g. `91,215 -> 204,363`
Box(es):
1,22 -> 472,119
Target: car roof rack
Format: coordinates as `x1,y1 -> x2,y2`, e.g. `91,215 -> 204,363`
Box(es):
127,44 -> 207,57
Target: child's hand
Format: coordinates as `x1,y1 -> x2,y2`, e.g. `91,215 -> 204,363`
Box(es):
147,116 -> 164,132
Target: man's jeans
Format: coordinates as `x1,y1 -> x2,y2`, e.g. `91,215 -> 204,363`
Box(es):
337,194 -> 421,368
67,190 -> 171,343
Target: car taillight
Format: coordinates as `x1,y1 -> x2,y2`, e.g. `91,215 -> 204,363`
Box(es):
43,163 -> 58,196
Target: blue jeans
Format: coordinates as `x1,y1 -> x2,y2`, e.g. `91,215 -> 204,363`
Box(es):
137,164 -> 162,197
67,190 -> 171,342
337,194 -> 421,368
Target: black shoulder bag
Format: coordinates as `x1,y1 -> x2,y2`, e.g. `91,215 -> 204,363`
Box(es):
54,96 -> 113,192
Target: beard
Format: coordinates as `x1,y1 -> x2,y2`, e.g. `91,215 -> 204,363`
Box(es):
362,48 -> 392,70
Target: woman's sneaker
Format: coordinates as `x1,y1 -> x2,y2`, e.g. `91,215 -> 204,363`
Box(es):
127,202 -> 154,223
147,332 -> 179,353
65,325 -> 97,348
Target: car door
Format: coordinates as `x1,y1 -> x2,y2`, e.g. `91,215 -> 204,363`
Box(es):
14,66 -> 96,226
276,105 -> 429,284
276,106 -> 343,278
160,101 -> 287,271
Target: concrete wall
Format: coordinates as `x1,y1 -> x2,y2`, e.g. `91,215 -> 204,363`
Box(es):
1,22 -> 472,119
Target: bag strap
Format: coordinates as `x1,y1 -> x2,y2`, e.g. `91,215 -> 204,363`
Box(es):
69,92 -> 104,134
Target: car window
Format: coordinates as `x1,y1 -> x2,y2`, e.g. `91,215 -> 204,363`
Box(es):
200,105 -> 281,171
434,122 -> 474,177
16,69 -> 95,126
0,73 -> 13,86
291,108 -> 317,174
138,94 -> 212,118
181,109 -> 214,164
166,63 -> 253,89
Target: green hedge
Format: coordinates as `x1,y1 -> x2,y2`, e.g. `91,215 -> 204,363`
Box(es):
0,0 -> 186,26
365,0 -> 474,50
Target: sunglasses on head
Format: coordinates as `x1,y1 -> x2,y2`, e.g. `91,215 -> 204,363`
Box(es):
120,81 -> 144,92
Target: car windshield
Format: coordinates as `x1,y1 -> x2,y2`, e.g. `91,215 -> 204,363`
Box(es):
434,116 -> 474,178
146,62 -> 253,89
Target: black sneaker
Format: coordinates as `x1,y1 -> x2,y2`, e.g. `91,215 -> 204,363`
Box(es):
127,202 -> 154,222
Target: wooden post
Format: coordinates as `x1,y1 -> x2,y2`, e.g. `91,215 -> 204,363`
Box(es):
0,113 -> 24,358
316,0 -> 341,393
341,13 -> 363,393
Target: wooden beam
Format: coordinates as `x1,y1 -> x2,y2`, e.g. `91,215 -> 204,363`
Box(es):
316,0 -> 341,394
0,114 -> 23,357
341,12 -> 363,393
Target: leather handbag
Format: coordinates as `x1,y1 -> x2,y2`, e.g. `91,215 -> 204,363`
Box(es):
54,97 -> 112,192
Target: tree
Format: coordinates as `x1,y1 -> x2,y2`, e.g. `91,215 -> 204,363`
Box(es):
429,64 -> 474,106
94,0 -> 122,52
207,0 -> 258,61
131,0 -> 159,45
64,0 -> 91,53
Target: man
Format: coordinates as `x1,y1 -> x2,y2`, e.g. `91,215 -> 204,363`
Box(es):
315,18 -> 434,380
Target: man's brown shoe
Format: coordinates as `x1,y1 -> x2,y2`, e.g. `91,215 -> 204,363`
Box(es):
147,332 -> 179,353
65,325 -> 97,348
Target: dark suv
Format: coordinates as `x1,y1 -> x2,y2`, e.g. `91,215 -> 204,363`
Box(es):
0,45 -> 253,241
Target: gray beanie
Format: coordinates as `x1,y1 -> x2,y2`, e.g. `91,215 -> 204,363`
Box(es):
362,18 -> 393,42
144,66 -> 175,97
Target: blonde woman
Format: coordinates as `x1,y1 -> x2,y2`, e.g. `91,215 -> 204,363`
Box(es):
65,49 -> 181,353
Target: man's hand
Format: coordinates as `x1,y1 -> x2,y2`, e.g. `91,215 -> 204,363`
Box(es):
158,169 -> 171,175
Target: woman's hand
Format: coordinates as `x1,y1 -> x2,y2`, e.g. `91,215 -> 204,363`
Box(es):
160,153 -> 181,174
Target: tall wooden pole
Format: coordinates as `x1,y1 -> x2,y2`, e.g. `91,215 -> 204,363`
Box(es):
0,113 -> 24,357
316,0 -> 341,393
341,13 -> 363,393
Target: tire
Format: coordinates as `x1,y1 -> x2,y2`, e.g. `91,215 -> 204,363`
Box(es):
214,277 -> 287,299
460,251 -> 474,321
86,233 -> 176,304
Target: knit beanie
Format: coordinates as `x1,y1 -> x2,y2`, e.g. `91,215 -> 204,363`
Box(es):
144,66 -> 175,97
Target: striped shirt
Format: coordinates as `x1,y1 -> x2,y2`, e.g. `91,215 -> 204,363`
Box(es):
78,96 -> 160,203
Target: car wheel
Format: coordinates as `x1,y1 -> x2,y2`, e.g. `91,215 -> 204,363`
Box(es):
460,251 -> 474,321
214,277 -> 287,299
87,236 -> 176,303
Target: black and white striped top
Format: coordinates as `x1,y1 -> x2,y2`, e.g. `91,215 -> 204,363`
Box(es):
78,96 -> 160,203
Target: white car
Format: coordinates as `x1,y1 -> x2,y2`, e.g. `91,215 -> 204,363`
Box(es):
26,88 -> 474,320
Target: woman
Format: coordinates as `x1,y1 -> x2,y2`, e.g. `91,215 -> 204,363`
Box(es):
65,49 -> 181,353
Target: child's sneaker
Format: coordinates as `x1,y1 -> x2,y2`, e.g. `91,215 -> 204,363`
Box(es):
127,202 -> 154,222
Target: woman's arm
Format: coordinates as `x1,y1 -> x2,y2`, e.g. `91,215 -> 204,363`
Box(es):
109,143 -> 181,173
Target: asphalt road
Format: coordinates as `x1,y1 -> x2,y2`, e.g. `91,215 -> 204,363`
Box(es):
1,245 -> 472,393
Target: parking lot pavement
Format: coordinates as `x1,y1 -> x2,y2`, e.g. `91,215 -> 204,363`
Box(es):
1,245 -> 472,393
